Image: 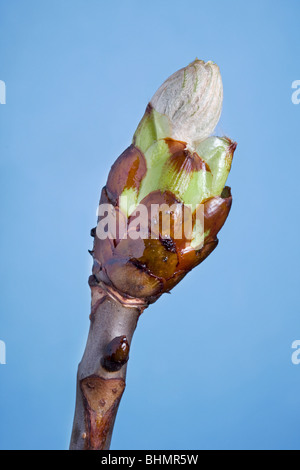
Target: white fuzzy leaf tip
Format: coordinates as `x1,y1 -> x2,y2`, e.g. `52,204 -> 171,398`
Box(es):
150,59 -> 223,148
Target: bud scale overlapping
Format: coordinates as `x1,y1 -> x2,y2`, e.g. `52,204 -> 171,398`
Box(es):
91,60 -> 237,305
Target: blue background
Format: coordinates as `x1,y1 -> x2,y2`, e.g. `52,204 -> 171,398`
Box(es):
0,0 -> 299,450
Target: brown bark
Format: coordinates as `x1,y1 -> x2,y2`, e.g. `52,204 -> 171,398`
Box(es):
69,284 -> 142,450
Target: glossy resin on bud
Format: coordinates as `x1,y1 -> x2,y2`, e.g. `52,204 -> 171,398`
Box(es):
92,59 -> 237,304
